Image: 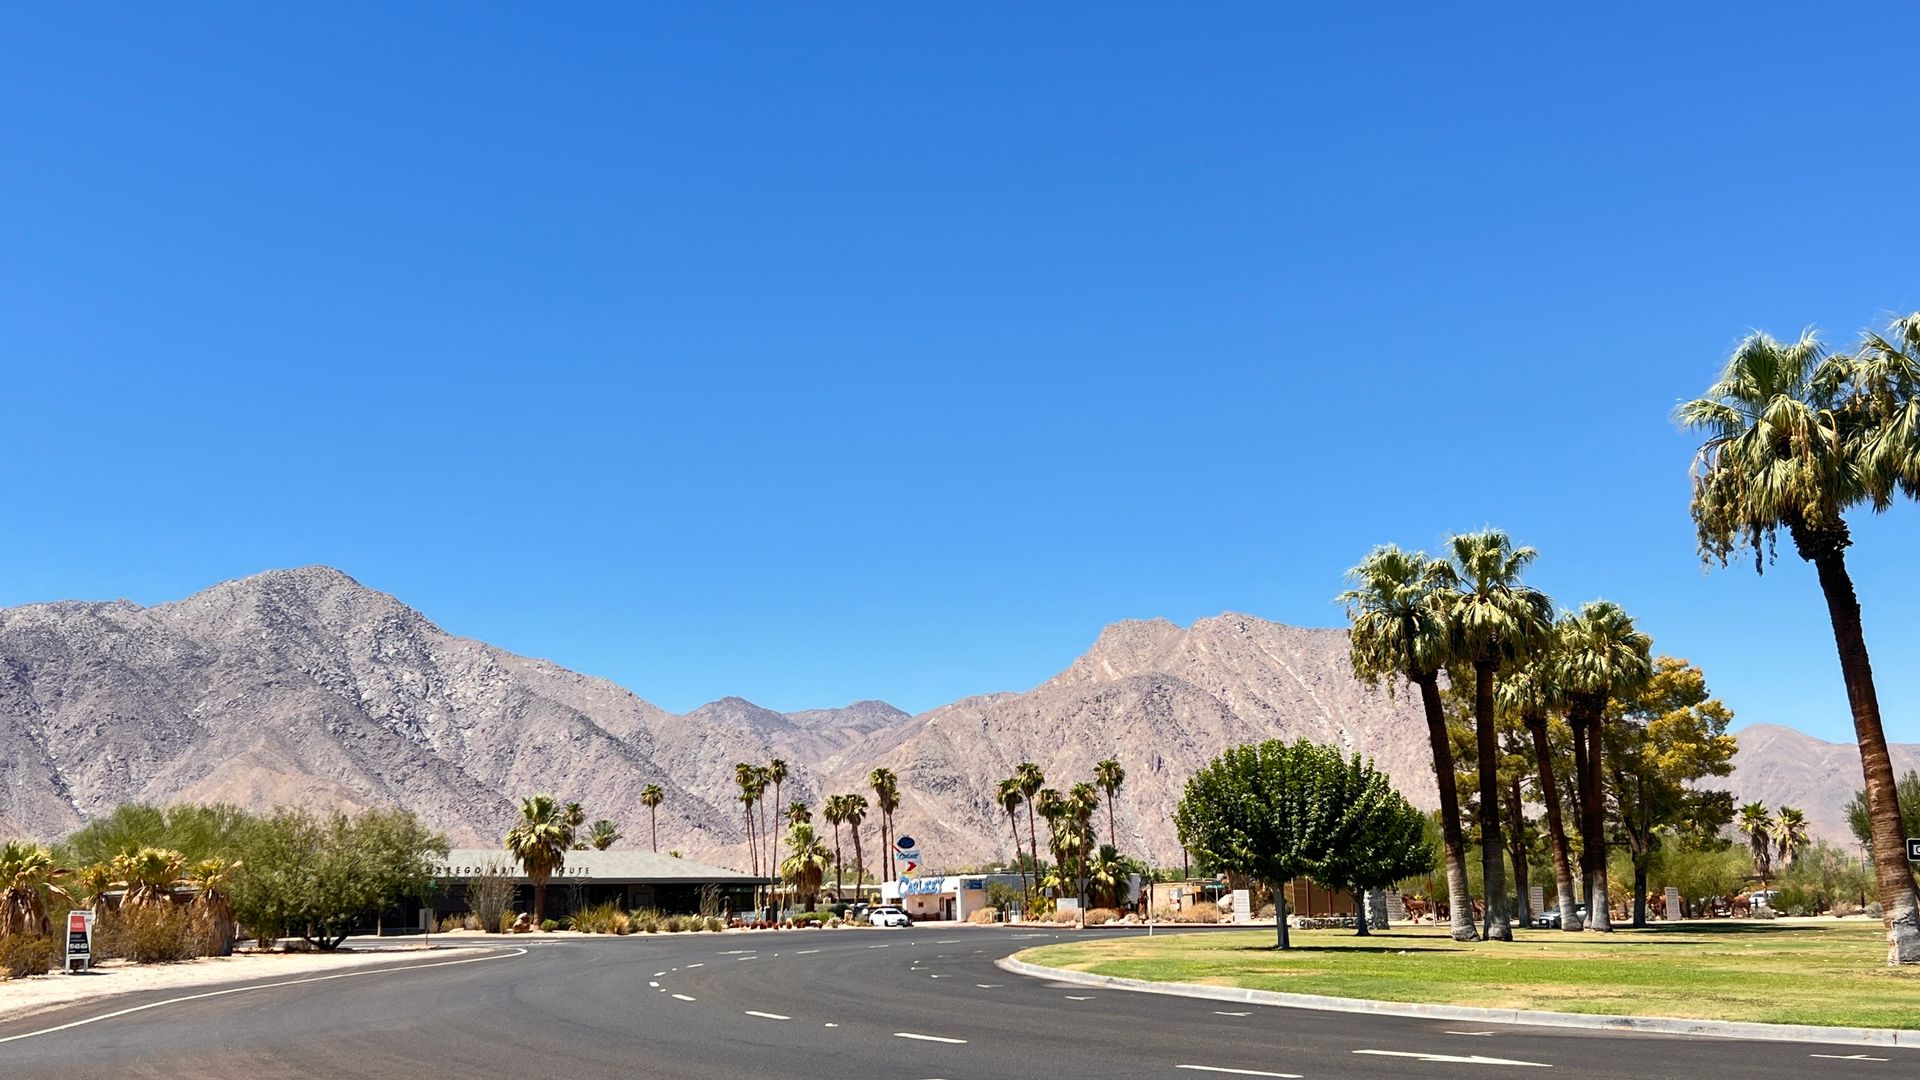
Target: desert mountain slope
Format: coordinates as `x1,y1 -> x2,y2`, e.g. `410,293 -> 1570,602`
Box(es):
1706,723 -> 1920,845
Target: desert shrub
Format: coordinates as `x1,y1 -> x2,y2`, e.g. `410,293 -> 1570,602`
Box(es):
826,916 -> 842,928
540,919 -> 561,932
1,935 -> 58,979
791,911 -> 828,927
662,915 -> 688,933
1832,899 -> 1862,917
1155,901 -> 1223,924
1046,908 -> 1079,924
499,911 -> 518,934
704,916 -> 726,932
571,902 -> 631,935
1083,907 -> 1118,926
1255,903 -> 1276,919
98,904 -> 200,964
463,861 -> 516,934
630,909 -> 661,933
967,907 -> 1000,925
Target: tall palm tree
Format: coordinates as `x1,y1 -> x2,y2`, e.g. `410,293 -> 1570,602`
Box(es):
563,801 -> 587,849
1067,782 -> 1100,912
587,819 -> 620,851
1341,545 -> 1479,941
1499,656 -> 1581,931
822,794 -> 848,899
1739,802 -> 1775,886
843,794 -> 870,901
767,760 -> 789,896
869,768 -> 900,881
1554,600 -> 1652,932
0,840 -> 71,940
1094,759 -> 1126,853
1446,528 -> 1554,942
1679,326 -> 1920,963
787,799 -> 812,827
639,784 -> 665,852
733,763 -> 760,879
1772,806 -> 1809,871
1035,788 -> 1067,879
997,777 -> 1030,911
1014,762 -> 1046,900
504,794 -> 572,926
779,823 -> 832,912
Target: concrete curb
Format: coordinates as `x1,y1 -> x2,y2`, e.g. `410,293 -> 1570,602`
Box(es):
995,955 -> 1919,1049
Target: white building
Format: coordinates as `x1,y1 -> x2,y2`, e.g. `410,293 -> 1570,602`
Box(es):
879,874 -> 1024,922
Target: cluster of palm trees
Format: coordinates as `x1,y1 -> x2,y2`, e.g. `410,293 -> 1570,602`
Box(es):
1678,312 -> 1920,965
730,763 -> 902,911
993,759 -> 1128,915
1343,530 -> 1653,941
1739,803 -> 1809,888
503,794 -> 598,925
0,839 -> 241,959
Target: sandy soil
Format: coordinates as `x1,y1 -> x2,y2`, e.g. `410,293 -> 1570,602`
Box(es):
0,944 -> 460,1022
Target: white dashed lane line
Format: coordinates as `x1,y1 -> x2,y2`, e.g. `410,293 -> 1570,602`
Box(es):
894,1032 -> 968,1044
671,994 -> 697,1002
1810,1054 -> 1890,1062
1213,1011 -> 1251,1017
743,1011 -> 791,1021
1174,1067 -> 1302,1078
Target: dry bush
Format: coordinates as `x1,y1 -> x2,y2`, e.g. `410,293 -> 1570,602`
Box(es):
630,909 -> 661,933
1,935 -> 57,979
571,902 -> 631,935
464,862 -> 516,935
966,907 -> 1000,925
98,905 -> 200,964
1046,908 -> 1080,924
662,915 -> 689,933
1083,907 -> 1119,926
1155,901 -> 1223,924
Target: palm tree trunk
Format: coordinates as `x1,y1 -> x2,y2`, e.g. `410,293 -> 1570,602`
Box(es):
1796,523 -> 1920,964
1525,713 -> 1583,931
831,825 -> 843,900
1472,660 -> 1512,941
1579,705 -> 1613,932
1008,810 -> 1029,912
1026,802 -> 1042,907
1415,672 -> 1480,942
532,876 -> 547,926
1505,774 -> 1530,929
852,823 -> 864,899
1106,791 -> 1118,853
649,807 -> 658,852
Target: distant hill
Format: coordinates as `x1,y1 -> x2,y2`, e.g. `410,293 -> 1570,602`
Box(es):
0,567 -> 1893,869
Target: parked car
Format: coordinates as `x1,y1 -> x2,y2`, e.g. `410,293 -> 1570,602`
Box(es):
868,905 -> 912,928
1534,906 -> 1586,929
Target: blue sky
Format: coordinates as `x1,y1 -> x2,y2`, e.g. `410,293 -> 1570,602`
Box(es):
4,5 -> 1918,743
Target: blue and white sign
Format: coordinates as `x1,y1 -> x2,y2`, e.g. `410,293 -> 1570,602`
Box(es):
895,835 -> 917,851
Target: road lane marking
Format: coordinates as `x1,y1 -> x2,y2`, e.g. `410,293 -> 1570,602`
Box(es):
652,971 -> 666,977
1811,1054 -> 1889,1062
1354,1050 -> 1550,1068
685,962 -> 704,968
671,994 -> 697,1002
936,939 -> 961,943
975,984 -> 1002,988
795,949 -> 821,954
1445,1031 -> 1495,1036
1174,1066 -> 1303,1078
868,944 -> 890,949
1065,995 -> 1094,1000
744,1011 -> 791,1020
824,1022 -> 839,1028
894,1032 -> 968,1044
1214,1011 -> 1251,1017
0,947 -> 528,1045
648,981 -> 660,987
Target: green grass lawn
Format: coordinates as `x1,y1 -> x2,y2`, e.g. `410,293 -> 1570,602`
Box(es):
1016,920 -> 1920,1028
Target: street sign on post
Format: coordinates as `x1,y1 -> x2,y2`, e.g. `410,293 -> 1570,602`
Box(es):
66,910 -> 94,972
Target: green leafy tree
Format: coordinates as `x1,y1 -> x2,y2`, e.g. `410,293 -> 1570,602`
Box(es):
503,794 -> 573,927
1446,528 -> 1554,942
1554,600 -> 1652,932
1678,322 -> 1920,963
1174,739 -> 1347,949
1341,545 -> 1479,941
639,785 -> 665,852
1311,753 -> 1435,937
1845,771 -> 1920,872
232,808 -> 447,951
1603,656 -> 1737,926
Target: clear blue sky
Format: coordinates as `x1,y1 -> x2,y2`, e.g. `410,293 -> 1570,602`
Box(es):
4,5 -> 1918,744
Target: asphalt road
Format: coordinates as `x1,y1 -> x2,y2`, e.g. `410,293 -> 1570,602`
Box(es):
1,927 -> 1911,1079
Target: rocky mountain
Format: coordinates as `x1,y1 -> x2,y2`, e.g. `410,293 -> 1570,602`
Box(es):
0,567 -> 1899,870
1705,723 -> 1920,846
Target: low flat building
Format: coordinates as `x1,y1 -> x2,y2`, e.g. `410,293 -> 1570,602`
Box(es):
880,873 -> 1025,922
428,848 -> 772,922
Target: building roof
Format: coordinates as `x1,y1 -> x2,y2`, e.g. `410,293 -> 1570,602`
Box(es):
436,848 -> 771,885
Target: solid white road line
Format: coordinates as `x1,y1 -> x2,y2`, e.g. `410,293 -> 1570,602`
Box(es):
1174,1066 -> 1303,1078
1445,1030 -> 1495,1036
975,983 -> 1002,989
0,947 -> 528,1045
1810,1054 -> 1890,1062
795,949 -> 821,955
685,962 -> 704,968
1353,1049 -> 1551,1068
1064,995 -> 1094,1000
651,971 -> 666,977
743,1011 -> 791,1021
1213,1011 -> 1252,1017
894,1032 -> 968,1044
672,994 -> 697,1002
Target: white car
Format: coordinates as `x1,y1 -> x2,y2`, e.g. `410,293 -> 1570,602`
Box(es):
867,905 -> 912,928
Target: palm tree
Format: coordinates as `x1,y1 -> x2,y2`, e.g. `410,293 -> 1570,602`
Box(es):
733,763 -> 760,879
1499,655 -> 1581,931
563,801 -> 587,850
779,823 -> 832,912
822,794 -> 848,899
1067,783 -> 1100,911
1341,545 -> 1480,941
587,819 -> 620,851
1679,326 -> 1920,963
1086,844 -> 1127,909
843,794 -> 870,901
504,794 -> 572,926
787,799 -> 812,827
1094,759 -> 1126,853
187,857 -> 241,956
117,847 -> 187,909
1035,788 -> 1067,883
869,768 -> 900,881
759,763 -> 781,894
997,777 -> 1030,911
1740,802 -> 1776,886
1446,528 -> 1554,942
639,784 -> 665,852
1773,806 -> 1809,871
1554,600 -> 1652,932
1014,762 -> 1046,901
73,862 -> 114,923
1,841 -> 71,940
